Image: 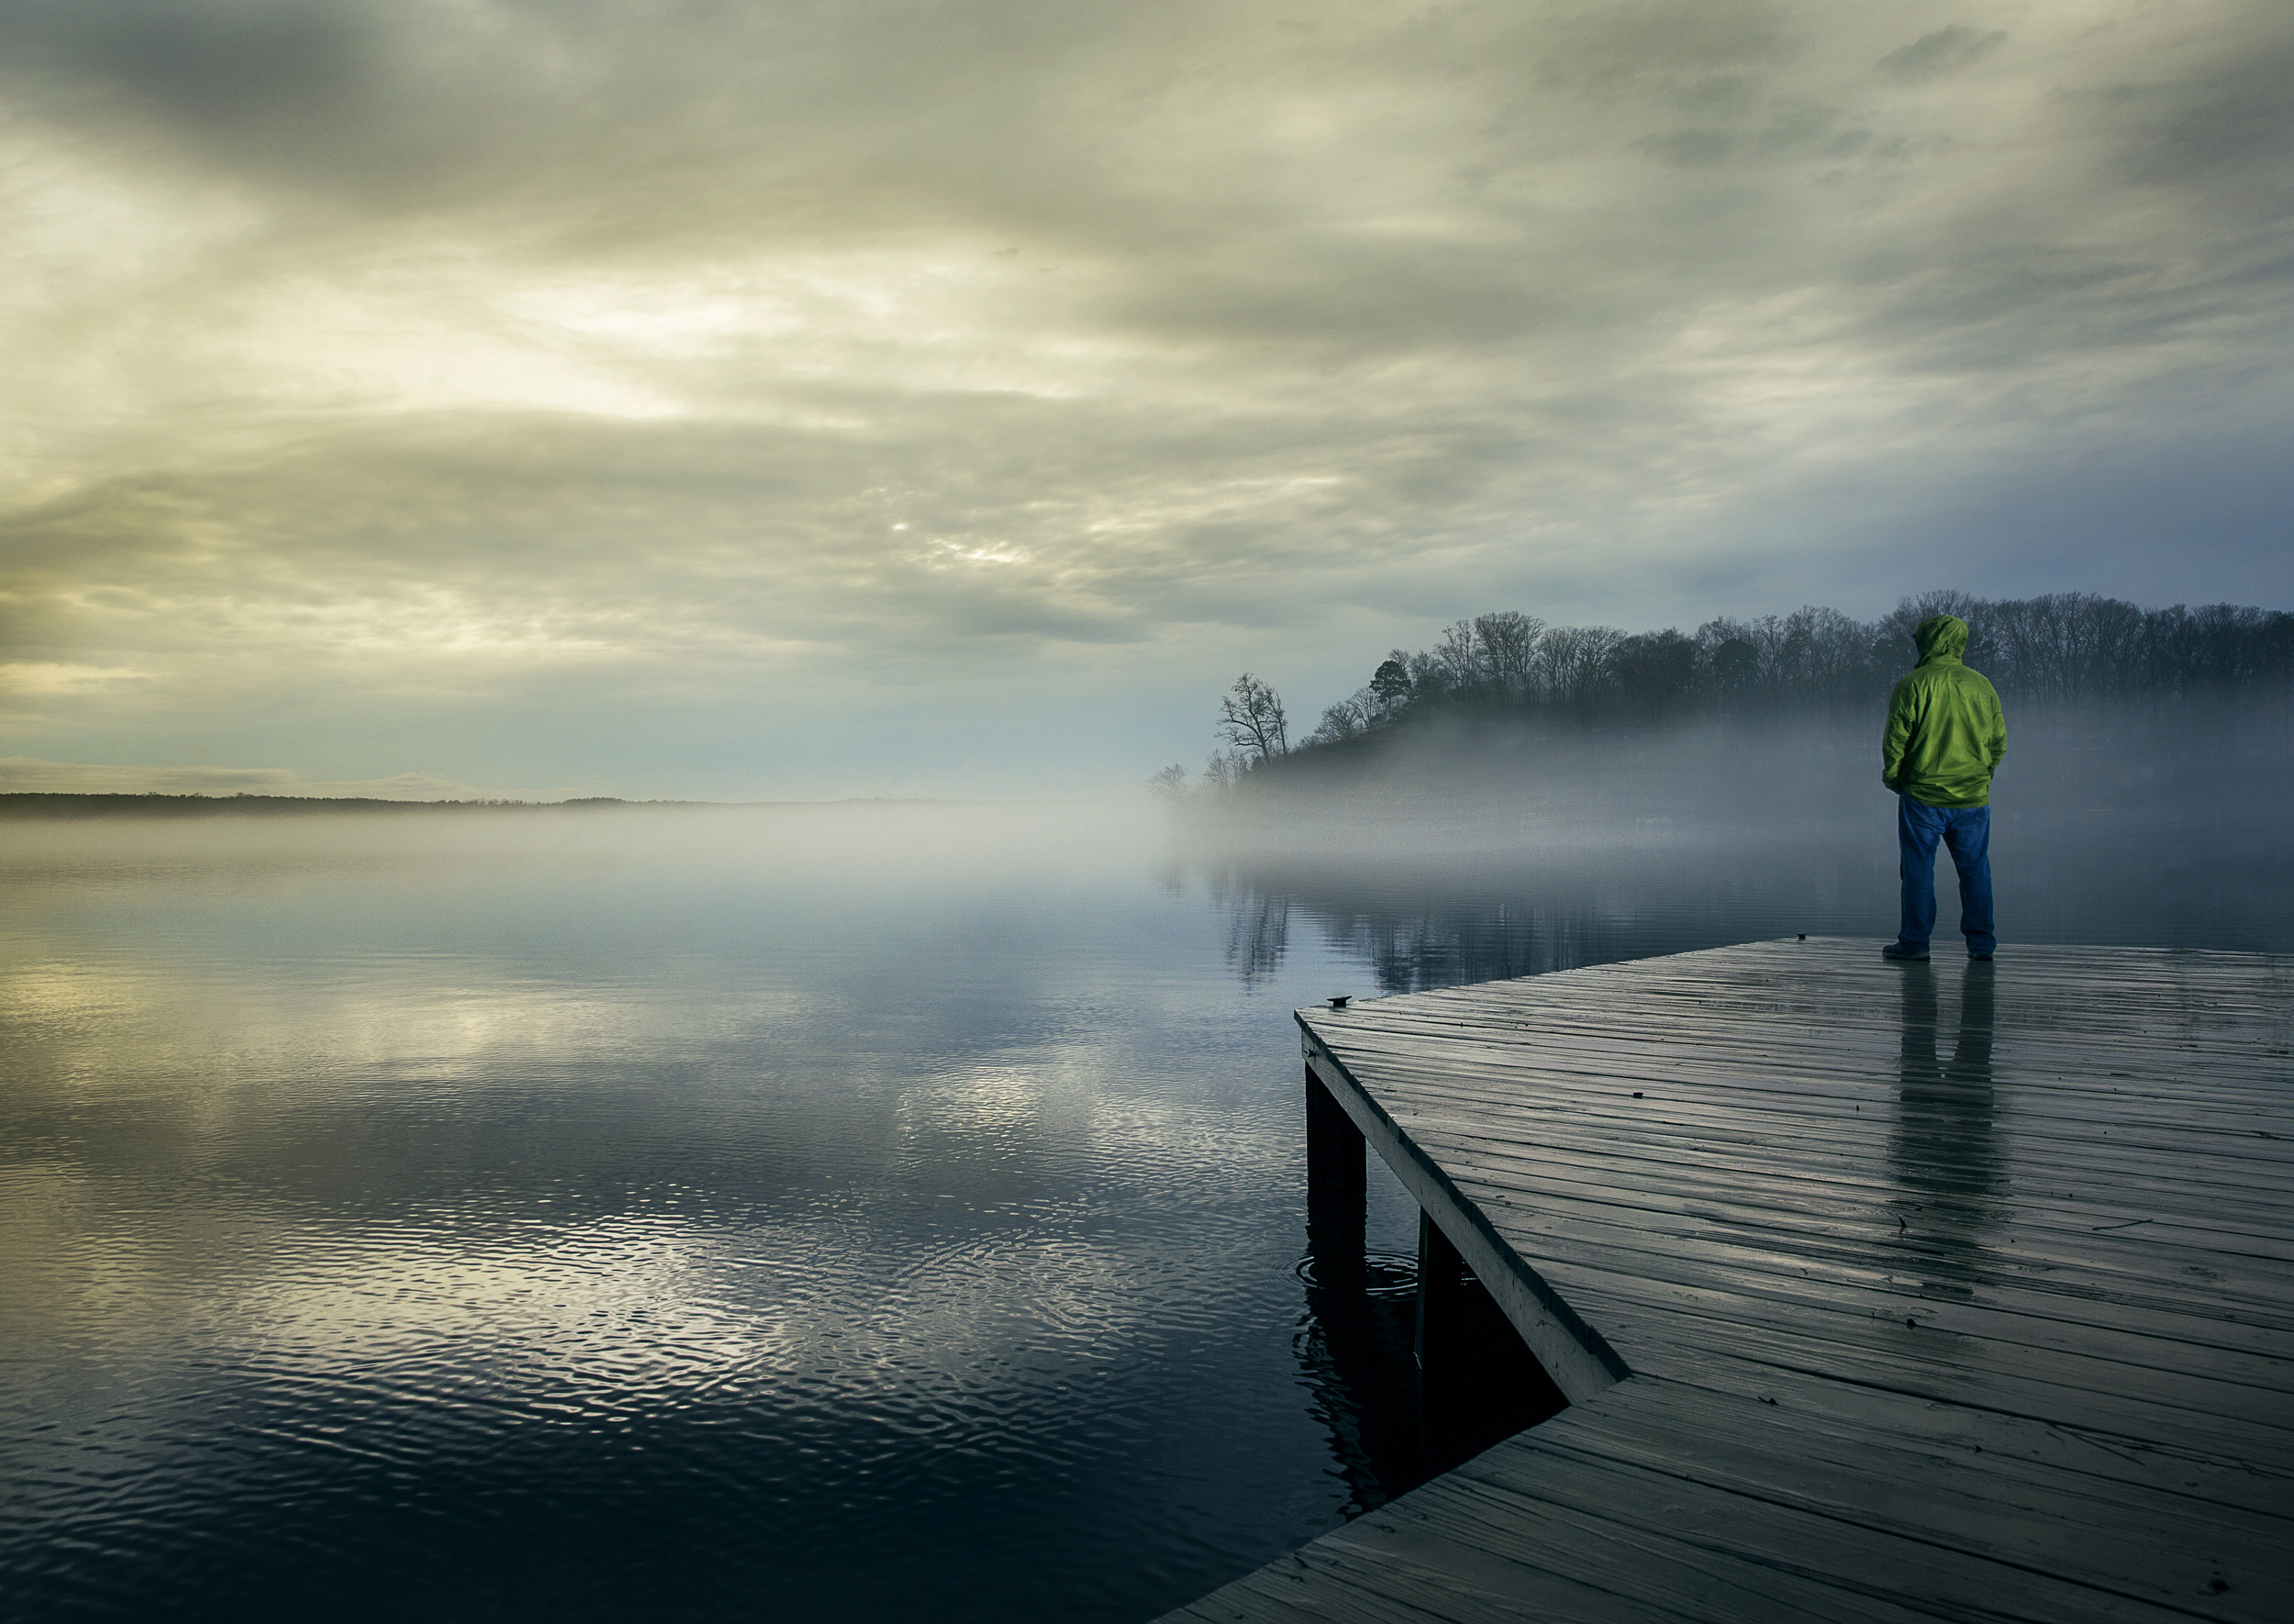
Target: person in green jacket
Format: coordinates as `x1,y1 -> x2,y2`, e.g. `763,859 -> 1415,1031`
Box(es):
1880,615 -> 2005,962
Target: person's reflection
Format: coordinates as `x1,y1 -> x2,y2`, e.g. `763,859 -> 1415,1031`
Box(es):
1889,961 -> 2004,1300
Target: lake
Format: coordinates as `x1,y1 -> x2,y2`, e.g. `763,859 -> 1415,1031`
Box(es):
3,796 -> 2286,1621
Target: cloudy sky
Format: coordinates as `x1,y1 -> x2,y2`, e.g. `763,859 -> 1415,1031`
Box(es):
2,0 -> 2288,799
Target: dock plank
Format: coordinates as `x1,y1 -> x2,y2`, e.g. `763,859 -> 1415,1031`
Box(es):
1154,938 -> 2294,1623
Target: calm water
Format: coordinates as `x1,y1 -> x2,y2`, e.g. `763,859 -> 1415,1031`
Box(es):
3,800 -> 2286,1622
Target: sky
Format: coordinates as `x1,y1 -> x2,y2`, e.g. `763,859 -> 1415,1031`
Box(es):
2,0 -> 2289,800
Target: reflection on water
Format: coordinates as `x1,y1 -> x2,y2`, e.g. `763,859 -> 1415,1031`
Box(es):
1214,875 -> 1293,989
1199,844 -> 1888,996
0,808 -> 1392,1624
1890,963 -> 2005,1300
1196,801 -> 2294,996
1291,1252 -> 1423,1518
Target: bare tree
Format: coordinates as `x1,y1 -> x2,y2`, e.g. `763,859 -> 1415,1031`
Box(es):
1611,628 -> 1698,714
1781,606 -> 1874,711
1694,617 -> 1760,706
1474,610 -> 1544,699
1216,673 -> 1290,763
1147,763 -> 1189,799
1310,689 -> 1378,744
1432,619 -> 1487,695
1743,614 -> 1793,684
1535,625 -> 1625,706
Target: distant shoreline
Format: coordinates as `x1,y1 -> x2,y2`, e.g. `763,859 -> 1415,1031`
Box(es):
0,793 -> 966,819
0,793 -> 671,819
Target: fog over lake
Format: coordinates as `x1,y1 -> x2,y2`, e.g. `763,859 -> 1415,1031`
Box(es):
3,707 -> 2287,1620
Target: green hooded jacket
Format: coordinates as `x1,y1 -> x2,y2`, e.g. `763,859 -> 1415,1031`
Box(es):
1881,616 -> 2006,808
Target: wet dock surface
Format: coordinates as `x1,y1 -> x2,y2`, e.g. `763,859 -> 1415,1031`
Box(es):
1160,938 -> 2294,1623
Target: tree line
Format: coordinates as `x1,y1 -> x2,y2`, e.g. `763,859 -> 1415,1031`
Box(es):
1153,589 -> 2292,791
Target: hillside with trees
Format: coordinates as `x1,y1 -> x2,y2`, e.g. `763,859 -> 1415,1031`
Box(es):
1155,590 -> 2293,798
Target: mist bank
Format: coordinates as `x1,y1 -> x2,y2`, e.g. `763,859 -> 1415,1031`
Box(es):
1172,695 -> 2292,862
1166,585 -> 2291,864
0,799 -> 1167,902
1171,696 -> 2294,982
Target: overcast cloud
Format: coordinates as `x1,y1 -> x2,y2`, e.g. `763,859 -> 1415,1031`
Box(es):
3,0 -> 2289,796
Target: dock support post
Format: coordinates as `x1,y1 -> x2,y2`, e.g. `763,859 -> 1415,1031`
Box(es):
1305,1065 -> 1365,1286
1415,1208 -> 1462,1373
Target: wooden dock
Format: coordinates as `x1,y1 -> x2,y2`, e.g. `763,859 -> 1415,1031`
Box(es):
1159,938 -> 2293,1623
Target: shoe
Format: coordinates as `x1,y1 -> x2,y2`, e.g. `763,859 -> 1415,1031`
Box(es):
1969,950 -> 1994,962
1880,941 -> 1930,962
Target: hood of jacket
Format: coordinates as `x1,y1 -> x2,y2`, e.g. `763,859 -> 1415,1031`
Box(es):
1914,615 -> 1968,665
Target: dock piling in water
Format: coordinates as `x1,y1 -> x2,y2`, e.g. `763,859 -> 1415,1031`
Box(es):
1303,1062 -> 1365,1286
1411,1208 -> 1461,1375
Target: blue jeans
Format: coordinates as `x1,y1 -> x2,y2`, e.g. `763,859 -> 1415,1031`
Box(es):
1898,795 -> 1995,956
